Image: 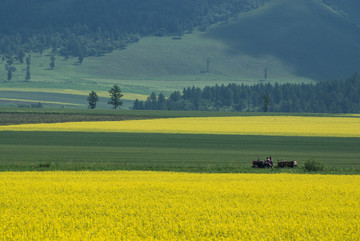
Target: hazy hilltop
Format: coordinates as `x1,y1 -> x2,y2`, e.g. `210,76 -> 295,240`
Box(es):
0,0 -> 360,97
205,0 -> 360,81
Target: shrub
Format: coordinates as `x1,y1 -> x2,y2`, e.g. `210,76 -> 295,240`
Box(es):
304,160 -> 324,172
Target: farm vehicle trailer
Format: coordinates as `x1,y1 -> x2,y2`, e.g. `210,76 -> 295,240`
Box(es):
252,160 -> 298,168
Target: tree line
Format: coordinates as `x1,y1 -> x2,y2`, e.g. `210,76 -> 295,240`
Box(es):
133,73 -> 360,113
0,0 -> 266,60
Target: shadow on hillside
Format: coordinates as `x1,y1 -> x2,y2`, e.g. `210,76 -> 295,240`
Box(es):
203,0 -> 360,81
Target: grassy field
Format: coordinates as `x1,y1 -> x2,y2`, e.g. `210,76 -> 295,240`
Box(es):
0,90 -> 137,109
0,131 -> 359,173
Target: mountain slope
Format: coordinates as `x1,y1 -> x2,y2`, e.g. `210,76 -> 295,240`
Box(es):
205,0 -> 360,81
82,0 -> 360,82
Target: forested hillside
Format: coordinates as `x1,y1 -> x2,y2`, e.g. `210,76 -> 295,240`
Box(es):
133,73 -> 360,113
0,0 -> 265,58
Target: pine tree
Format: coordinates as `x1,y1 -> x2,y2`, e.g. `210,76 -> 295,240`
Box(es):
49,55 -> 55,69
132,99 -> 144,110
7,69 -> 12,81
158,93 -> 166,110
108,85 -> 123,109
25,56 -> 31,81
78,53 -> 84,64
17,49 -> 25,64
87,91 -> 99,109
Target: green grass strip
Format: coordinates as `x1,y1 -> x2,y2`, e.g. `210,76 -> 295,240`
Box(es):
0,131 -> 359,173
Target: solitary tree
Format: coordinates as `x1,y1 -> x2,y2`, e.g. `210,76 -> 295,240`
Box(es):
206,58 -> 210,73
25,56 -> 31,81
49,55 -> 55,69
38,44 -> 44,56
264,67 -> 268,81
108,85 -> 123,109
78,54 -> 84,64
6,65 -> 16,81
7,69 -> 12,81
26,55 -> 31,66
25,67 -> 31,82
16,49 -> 25,64
87,91 -> 99,109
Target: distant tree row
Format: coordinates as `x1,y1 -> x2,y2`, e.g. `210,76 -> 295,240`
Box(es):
0,0 -> 266,59
133,73 -> 360,113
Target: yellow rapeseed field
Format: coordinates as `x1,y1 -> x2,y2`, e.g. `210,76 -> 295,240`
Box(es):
0,171 -> 358,240
1,116 -> 360,137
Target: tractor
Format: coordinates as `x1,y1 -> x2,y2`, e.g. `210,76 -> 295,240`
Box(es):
252,158 -> 298,168
252,159 -> 274,168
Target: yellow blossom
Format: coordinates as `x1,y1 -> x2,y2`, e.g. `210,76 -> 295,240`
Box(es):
0,171 -> 359,240
1,116 -> 359,137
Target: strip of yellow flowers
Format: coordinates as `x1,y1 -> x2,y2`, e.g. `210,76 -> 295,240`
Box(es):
0,171 -> 358,240
1,116 -> 360,137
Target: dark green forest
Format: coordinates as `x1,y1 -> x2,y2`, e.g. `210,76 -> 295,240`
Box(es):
0,0 -> 265,59
133,73 -> 360,113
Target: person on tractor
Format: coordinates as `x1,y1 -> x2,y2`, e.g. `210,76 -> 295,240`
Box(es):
265,156 -> 274,168
269,156 -> 274,167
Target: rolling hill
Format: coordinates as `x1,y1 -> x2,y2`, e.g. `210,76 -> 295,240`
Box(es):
1,0 -> 360,108
205,0 -> 360,81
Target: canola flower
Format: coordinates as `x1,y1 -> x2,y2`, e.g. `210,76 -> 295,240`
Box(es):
0,171 -> 358,240
1,116 -> 360,137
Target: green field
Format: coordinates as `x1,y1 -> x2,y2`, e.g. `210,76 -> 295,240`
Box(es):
0,90 -> 136,109
0,131 -> 359,173
0,108 -> 353,125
